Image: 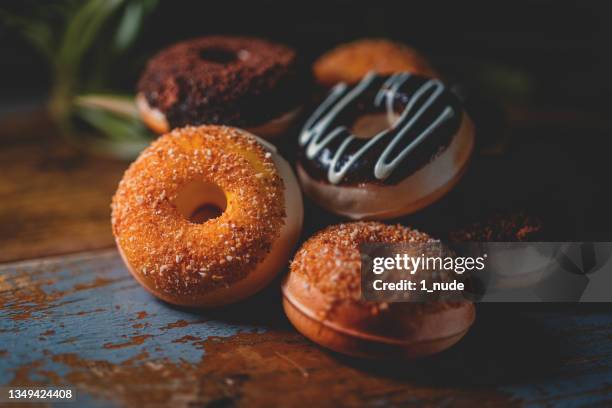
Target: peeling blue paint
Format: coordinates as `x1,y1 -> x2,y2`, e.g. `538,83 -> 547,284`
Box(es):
0,251 -> 263,385
2,251 -> 612,407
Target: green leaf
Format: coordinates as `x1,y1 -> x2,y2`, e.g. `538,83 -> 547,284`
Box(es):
112,1 -> 143,52
112,0 -> 157,53
57,0 -> 124,69
74,103 -> 153,142
74,94 -> 139,119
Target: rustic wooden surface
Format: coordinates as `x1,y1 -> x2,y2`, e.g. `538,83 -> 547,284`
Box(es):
2,110 -> 612,407
0,111 -> 127,263
3,250 -> 612,407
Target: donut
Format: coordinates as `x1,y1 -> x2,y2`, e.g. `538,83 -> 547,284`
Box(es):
282,222 -> 475,359
111,125 -> 303,307
450,212 -> 544,242
313,38 -> 438,87
137,36 -> 305,138
298,72 -> 475,220
450,213 -> 552,292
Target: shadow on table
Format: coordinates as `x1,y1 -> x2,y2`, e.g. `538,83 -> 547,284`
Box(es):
160,275 -> 292,328
159,279 -> 612,393
335,304 -> 563,387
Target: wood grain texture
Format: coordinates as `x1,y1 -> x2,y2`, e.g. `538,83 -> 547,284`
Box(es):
0,110 -> 128,263
2,251 -> 612,407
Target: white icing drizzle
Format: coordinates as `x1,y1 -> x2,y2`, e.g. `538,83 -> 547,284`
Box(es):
300,72 -> 456,184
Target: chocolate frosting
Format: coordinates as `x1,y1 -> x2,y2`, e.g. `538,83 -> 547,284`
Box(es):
298,73 -> 463,186
138,36 -> 306,128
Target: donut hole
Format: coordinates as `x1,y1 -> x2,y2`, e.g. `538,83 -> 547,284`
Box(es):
174,181 -> 227,224
351,112 -> 401,139
198,48 -> 238,64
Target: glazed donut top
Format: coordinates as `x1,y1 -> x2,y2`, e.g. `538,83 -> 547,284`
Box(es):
111,126 -> 285,296
298,72 -> 463,186
290,222 -> 434,302
138,36 -> 304,129
313,38 -> 438,87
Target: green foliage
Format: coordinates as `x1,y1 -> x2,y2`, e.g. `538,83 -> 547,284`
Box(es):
0,0 -> 158,157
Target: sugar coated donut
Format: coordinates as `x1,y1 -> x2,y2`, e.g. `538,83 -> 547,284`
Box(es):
298,72 -> 475,219
111,125 -> 303,307
282,222 -> 475,359
313,38 -> 438,87
137,36 -> 305,138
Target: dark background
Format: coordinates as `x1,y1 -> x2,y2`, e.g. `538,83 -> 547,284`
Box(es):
1,0 -> 611,240
2,1 -> 611,107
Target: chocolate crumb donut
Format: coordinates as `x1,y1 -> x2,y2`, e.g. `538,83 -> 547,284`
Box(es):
449,213 -> 550,291
137,36 -> 305,138
282,222 -> 475,359
450,212 -> 544,242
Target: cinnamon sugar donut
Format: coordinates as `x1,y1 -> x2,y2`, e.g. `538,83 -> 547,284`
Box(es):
314,38 -> 438,87
298,72 -> 474,219
282,222 -> 475,359
111,126 -> 303,307
137,36 -> 305,138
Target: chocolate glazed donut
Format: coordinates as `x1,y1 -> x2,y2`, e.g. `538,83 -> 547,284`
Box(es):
137,36 -> 306,138
297,72 -> 475,220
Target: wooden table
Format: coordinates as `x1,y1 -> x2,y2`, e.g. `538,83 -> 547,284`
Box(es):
2,110 -> 612,407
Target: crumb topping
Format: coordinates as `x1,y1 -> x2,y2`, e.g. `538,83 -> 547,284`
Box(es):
450,212 -> 543,242
138,36 -> 305,128
290,222 -> 435,301
111,126 -> 285,297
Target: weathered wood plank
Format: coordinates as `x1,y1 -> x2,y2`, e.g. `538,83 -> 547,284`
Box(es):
0,110 -> 127,263
1,251 -> 612,407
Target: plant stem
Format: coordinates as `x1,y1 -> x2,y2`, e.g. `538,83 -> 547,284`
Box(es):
48,67 -> 80,147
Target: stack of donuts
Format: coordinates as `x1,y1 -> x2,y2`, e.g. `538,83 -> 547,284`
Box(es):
112,37 -> 479,359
